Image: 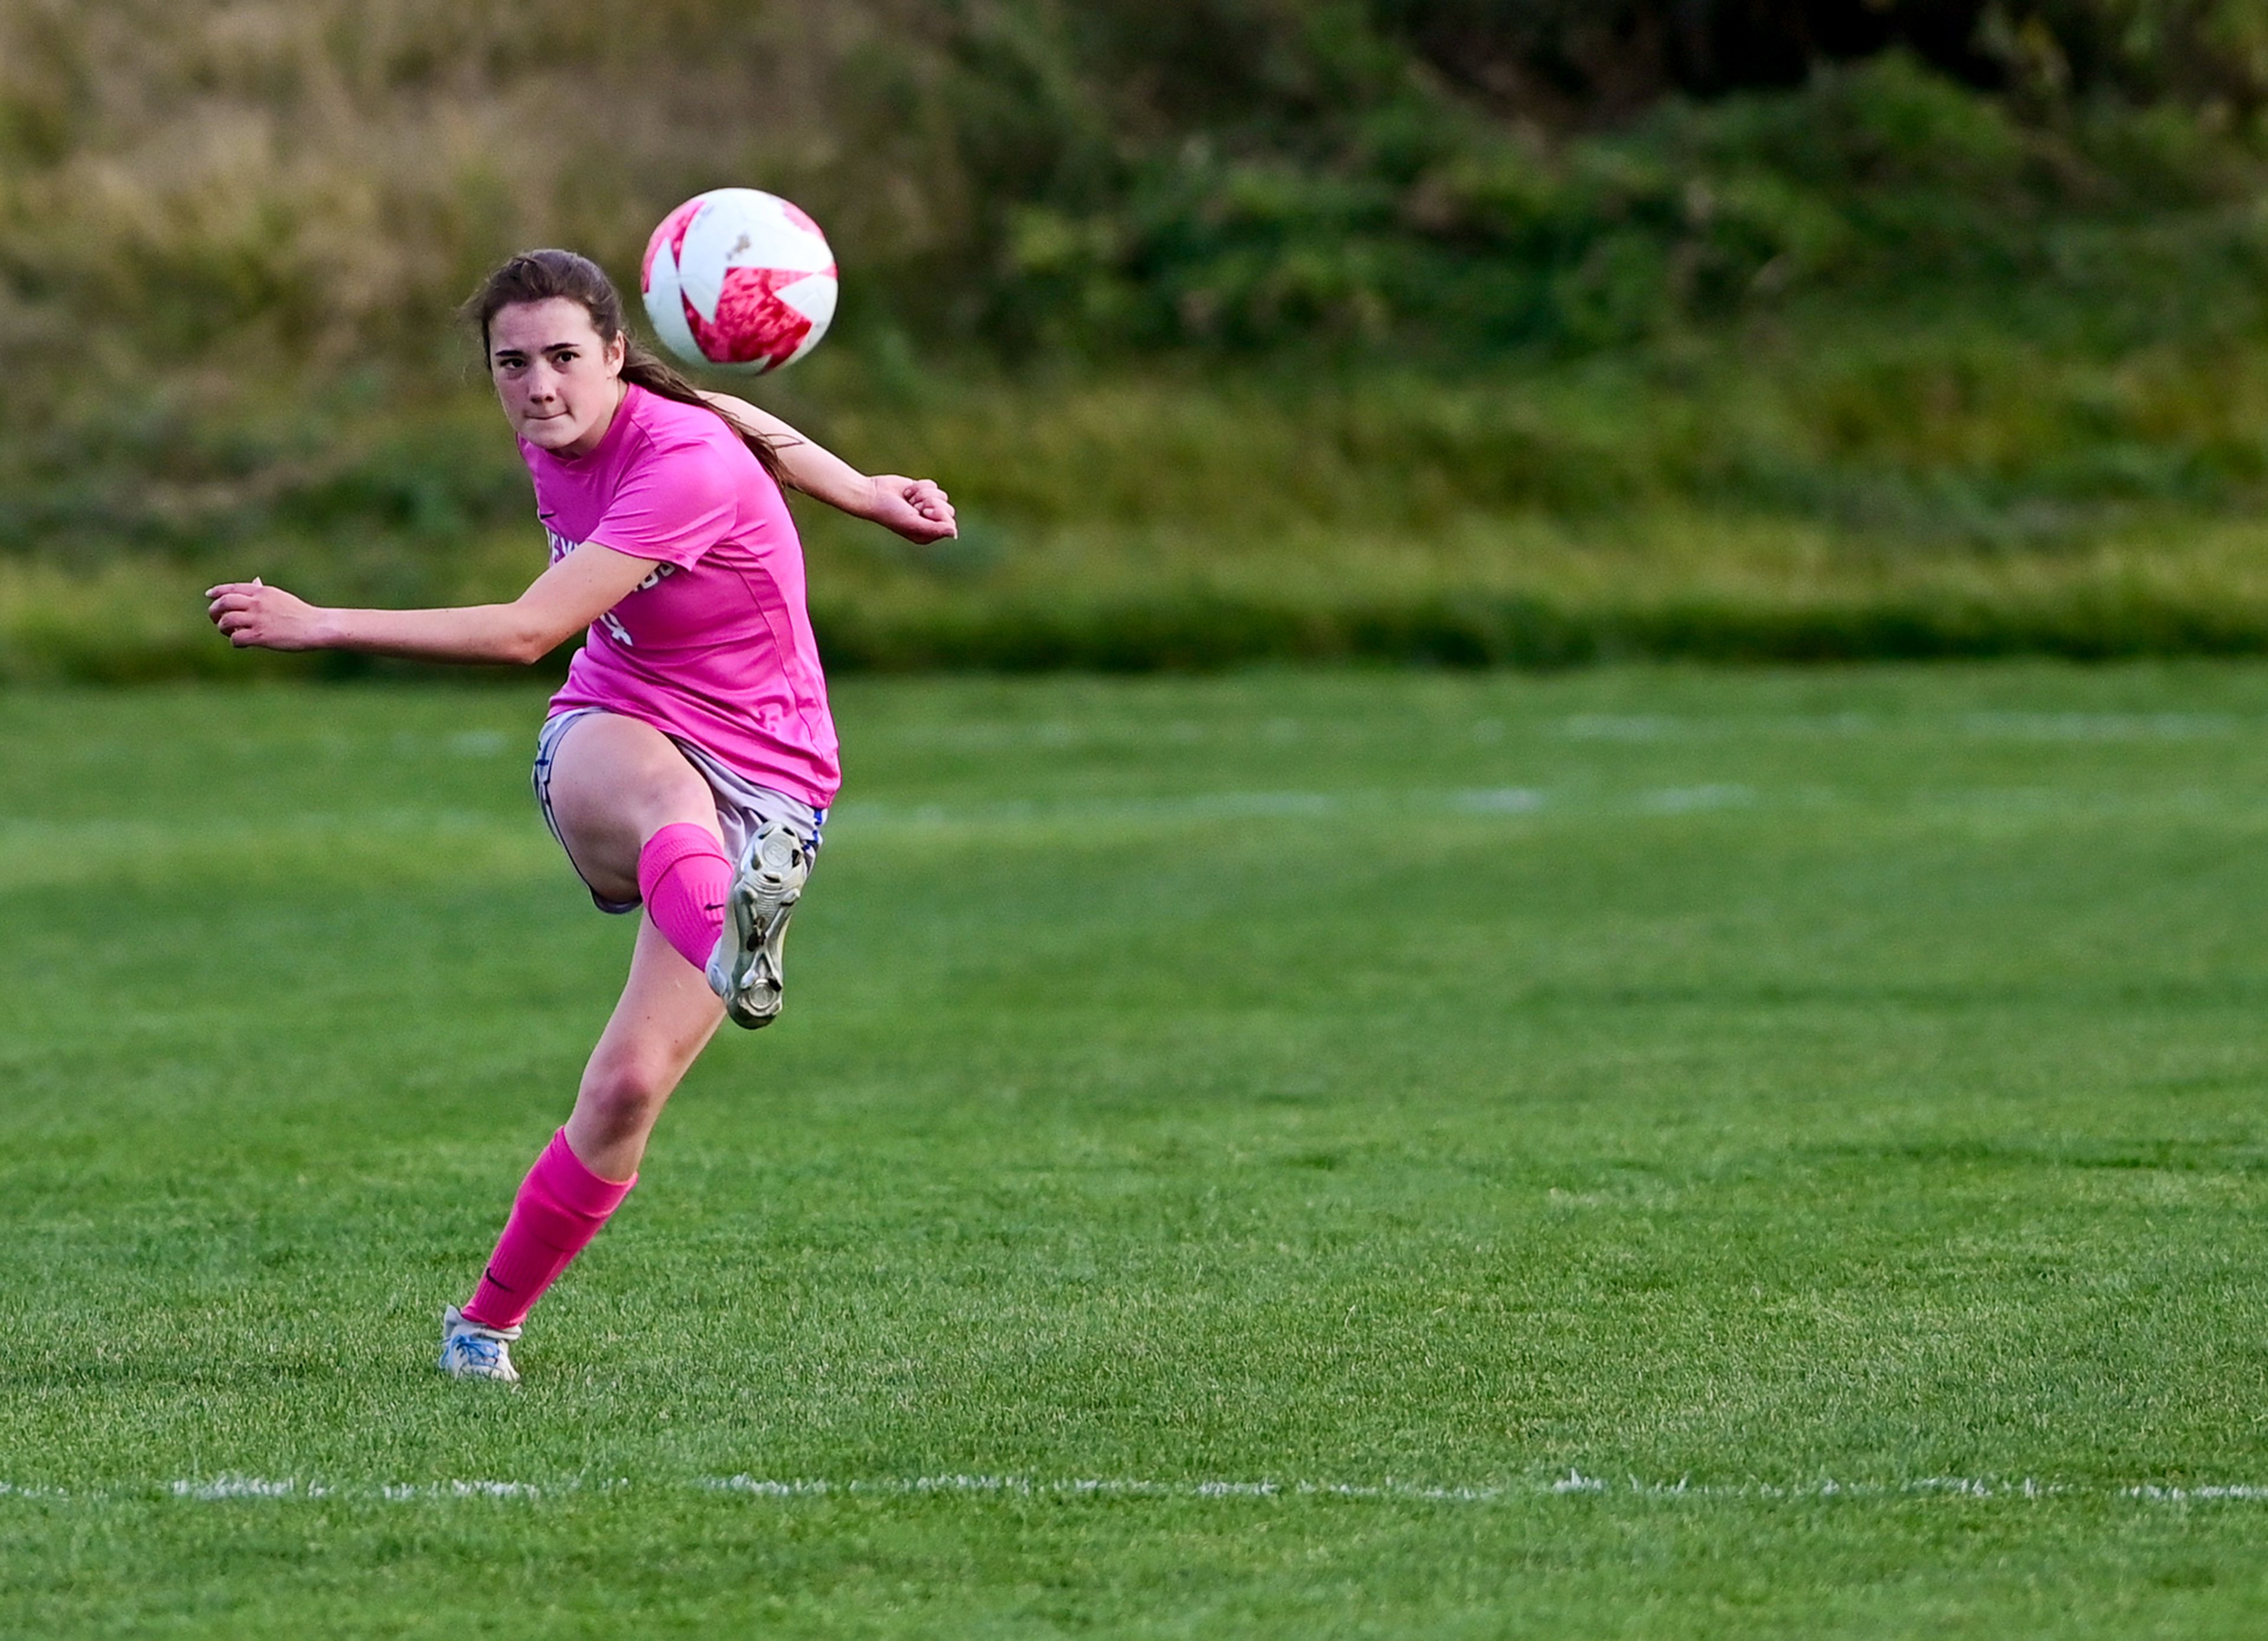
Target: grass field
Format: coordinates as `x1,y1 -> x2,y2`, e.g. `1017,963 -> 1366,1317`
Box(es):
6,667 -> 2268,1635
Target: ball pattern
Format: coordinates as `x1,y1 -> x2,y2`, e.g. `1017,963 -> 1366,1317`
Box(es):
640,190 -> 838,374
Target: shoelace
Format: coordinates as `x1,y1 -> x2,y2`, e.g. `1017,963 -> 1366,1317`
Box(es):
452,1334 -> 504,1368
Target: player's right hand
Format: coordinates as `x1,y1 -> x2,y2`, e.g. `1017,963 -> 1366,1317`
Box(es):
205,579 -> 331,651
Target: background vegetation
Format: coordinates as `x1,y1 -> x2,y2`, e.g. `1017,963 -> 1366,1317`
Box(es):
11,1 -> 2268,674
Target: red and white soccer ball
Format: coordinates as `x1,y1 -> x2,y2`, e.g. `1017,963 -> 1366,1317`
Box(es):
640,188 -> 838,374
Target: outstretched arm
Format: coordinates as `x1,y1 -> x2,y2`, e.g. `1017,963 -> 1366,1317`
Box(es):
206,543 -> 662,664
702,391 -> 957,545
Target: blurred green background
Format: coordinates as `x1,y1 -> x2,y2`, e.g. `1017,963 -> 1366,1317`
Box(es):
11,0 -> 2268,677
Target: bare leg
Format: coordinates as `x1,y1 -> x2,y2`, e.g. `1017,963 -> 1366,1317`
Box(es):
545,710 -> 725,905
544,710 -> 733,1176
564,912 -> 726,1180
449,716 -> 737,1343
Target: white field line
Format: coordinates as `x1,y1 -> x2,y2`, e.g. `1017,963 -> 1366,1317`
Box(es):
1,1471 -> 2265,1508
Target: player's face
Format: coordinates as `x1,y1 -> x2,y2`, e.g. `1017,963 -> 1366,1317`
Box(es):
487,299 -> 627,458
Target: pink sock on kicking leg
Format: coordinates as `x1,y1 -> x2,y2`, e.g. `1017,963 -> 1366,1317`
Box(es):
462,1130 -> 636,1330
637,822 -> 733,974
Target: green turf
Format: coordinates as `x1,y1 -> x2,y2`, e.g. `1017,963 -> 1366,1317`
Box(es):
5,667 -> 2268,1636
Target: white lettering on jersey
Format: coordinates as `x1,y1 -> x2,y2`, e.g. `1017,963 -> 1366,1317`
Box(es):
545,528 -> 678,648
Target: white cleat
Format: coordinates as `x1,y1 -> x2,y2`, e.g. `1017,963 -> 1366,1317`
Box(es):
438,1304 -> 521,1384
706,818 -> 812,1030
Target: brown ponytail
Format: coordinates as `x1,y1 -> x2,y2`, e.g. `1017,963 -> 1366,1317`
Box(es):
461,248 -> 788,491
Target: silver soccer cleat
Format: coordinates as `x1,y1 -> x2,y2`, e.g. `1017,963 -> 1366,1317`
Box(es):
706,818 -> 812,1029
438,1304 -> 522,1384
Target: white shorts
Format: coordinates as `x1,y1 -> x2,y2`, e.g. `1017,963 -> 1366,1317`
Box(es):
533,707 -> 826,915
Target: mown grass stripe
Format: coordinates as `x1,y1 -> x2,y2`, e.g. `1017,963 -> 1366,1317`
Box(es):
1,1474 -> 2263,1507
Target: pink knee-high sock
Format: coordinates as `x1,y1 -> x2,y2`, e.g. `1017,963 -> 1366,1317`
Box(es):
638,823 -> 733,973
462,1130 -> 636,1330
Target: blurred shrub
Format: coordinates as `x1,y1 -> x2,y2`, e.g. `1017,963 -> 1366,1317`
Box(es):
10,1 -> 2268,672
11,1 -> 2268,379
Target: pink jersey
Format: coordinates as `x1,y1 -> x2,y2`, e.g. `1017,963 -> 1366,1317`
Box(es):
523,384 -> 840,808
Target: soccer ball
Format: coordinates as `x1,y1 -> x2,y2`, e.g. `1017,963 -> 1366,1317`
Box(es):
640,188 -> 838,374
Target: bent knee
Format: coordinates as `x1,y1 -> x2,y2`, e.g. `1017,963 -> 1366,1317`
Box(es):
579,1056 -> 685,1122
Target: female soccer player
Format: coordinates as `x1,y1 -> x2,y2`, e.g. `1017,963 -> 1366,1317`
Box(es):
206,249 -> 955,1384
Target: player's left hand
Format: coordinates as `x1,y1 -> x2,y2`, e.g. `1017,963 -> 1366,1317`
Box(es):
866,475 -> 958,544
204,578 -> 330,650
